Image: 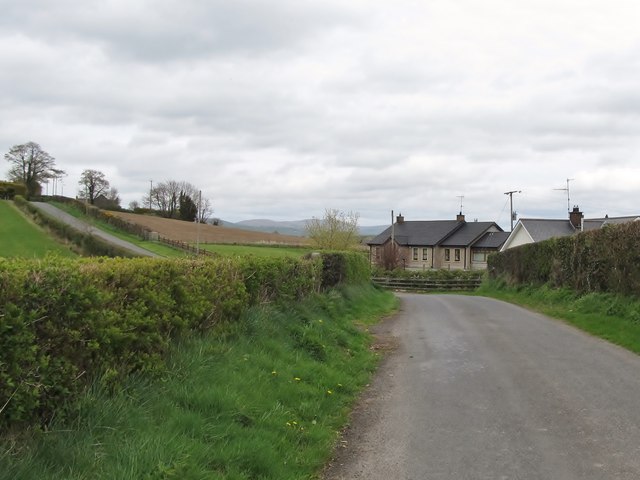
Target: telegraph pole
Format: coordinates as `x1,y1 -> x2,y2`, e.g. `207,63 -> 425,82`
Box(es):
196,190 -> 202,255
504,190 -> 521,231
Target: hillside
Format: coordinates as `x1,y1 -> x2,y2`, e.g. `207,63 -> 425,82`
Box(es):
227,218 -> 387,237
109,211 -> 310,245
0,200 -> 76,258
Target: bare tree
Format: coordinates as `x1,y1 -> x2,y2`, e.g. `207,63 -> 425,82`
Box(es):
198,196 -> 213,223
305,208 -> 360,250
5,142 -> 63,197
380,241 -> 403,270
145,180 -> 212,220
78,169 -> 110,204
106,187 -> 121,208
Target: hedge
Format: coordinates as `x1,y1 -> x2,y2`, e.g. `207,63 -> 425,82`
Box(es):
0,182 -> 27,200
0,251 -> 369,430
488,221 -> 640,296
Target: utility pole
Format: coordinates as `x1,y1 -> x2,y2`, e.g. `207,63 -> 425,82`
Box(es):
504,190 -> 521,231
196,190 -> 202,255
149,180 -> 153,210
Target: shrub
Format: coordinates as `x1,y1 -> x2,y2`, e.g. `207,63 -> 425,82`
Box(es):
0,252 -> 364,431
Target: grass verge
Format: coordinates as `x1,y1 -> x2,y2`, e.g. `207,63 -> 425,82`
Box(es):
477,279 -> 640,354
0,283 -> 397,480
0,200 -> 76,258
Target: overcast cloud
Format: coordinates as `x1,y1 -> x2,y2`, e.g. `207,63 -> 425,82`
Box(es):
2,0 -> 640,227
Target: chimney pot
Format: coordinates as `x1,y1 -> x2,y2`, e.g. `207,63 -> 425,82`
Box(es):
569,205 -> 584,230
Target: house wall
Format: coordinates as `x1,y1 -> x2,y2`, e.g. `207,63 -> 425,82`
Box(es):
470,248 -> 493,270
405,246 -> 434,270
437,246 -> 466,270
501,225 -> 532,250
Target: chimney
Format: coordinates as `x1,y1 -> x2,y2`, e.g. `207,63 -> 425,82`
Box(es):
569,205 -> 583,230
396,213 -> 404,224
456,212 -> 465,222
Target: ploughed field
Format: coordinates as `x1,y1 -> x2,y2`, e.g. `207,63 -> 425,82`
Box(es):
109,211 -> 310,246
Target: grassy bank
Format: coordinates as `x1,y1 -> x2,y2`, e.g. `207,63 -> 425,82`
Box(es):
0,200 -> 75,258
477,280 -> 640,355
0,284 -> 397,480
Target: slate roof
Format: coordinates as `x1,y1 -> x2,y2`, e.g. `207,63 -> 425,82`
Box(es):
473,231 -> 511,249
519,219 -> 576,242
367,220 -> 504,248
583,216 -> 640,231
368,220 -> 462,246
440,222 -> 502,246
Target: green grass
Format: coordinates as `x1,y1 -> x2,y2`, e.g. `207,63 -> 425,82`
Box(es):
0,200 -> 76,258
50,202 -> 187,258
0,284 -> 398,480
477,279 -> 640,355
199,244 -> 314,258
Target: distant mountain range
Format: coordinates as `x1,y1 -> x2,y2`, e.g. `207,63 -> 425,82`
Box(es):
218,218 -> 387,238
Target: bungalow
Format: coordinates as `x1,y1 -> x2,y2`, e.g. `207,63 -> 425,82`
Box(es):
500,206 -> 640,251
368,213 -> 509,271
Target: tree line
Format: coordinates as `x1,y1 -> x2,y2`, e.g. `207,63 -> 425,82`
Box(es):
3,142 -> 212,223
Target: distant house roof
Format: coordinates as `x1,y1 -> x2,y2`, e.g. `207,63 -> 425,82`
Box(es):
368,220 -> 463,246
440,222 -> 501,246
367,219 -> 505,249
473,231 -> 511,249
583,216 -> 640,231
501,213 -> 640,251
519,219 -> 576,242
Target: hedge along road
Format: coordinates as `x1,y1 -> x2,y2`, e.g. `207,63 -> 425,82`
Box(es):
31,202 -> 159,258
324,294 -> 640,480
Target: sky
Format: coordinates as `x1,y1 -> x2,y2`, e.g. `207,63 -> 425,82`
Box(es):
2,0 -> 640,228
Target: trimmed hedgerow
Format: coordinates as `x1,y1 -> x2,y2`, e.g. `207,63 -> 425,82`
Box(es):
489,221 -> 640,296
0,252 -> 368,431
371,267 -> 483,281
0,257 -> 247,429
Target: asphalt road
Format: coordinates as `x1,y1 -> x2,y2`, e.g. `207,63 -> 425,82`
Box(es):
31,202 -> 159,257
324,293 -> 640,480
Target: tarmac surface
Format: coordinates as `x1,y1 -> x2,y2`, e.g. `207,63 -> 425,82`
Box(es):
324,293 -> 640,479
31,202 -> 159,257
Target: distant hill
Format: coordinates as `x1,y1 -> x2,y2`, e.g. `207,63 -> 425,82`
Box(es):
221,219 -> 387,238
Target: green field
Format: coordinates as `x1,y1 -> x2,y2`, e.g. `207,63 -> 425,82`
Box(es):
200,243 -> 315,258
0,200 -> 76,258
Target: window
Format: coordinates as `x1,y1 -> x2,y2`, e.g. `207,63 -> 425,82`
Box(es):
423,248 -> 428,261
472,251 -> 487,262
444,249 -> 450,261
454,249 -> 461,262
375,247 -> 380,259
412,247 -> 418,261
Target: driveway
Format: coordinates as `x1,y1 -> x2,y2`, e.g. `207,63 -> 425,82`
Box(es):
31,202 -> 159,257
324,293 -> 640,479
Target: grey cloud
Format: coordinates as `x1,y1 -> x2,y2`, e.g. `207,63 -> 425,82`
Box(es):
0,1 -> 360,62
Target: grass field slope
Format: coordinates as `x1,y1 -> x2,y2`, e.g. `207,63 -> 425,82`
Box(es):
0,200 -> 75,258
110,211 -> 310,246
